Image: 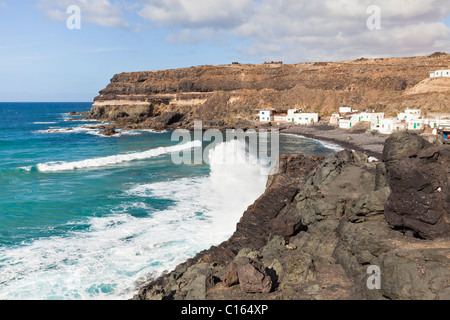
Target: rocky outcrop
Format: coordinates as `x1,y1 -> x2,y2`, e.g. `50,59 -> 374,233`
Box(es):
90,54 -> 450,130
133,132 -> 450,300
383,133 -> 450,239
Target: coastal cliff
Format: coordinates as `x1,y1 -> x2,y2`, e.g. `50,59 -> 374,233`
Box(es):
89,53 -> 450,130
85,53 -> 450,299
133,132 -> 450,300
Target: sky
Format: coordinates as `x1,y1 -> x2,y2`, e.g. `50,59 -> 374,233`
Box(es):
0,0 -> 449,102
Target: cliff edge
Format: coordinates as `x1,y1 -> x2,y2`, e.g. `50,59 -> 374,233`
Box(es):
89,53 -> 449,130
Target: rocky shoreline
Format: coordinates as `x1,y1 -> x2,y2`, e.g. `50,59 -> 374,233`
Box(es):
131,131 -> 450,300
71,109 -> 389,159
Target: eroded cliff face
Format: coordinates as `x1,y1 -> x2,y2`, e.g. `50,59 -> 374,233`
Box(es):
90,53 -> 450,127
133,133 -> 450,301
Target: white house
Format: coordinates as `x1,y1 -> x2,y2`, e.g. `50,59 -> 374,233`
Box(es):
379,118 -> 407,135
338,119 -> 353,129
259,110 -> 273,122
430,70 -> 450,78
338,112 -> 383,130
359,112 -> 384,121
398,109 -> 422,122
287,112 -> 319,125
339,106 -> 352,114
408,118 -> 429,130
358,112 -> 385,130
429,117 -> 450,130
338,113 -> 362,129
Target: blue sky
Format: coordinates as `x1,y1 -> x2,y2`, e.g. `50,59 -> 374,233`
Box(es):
1,0 -> 449,102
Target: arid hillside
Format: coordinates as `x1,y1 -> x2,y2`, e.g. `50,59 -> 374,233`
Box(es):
90,53 -> 449,125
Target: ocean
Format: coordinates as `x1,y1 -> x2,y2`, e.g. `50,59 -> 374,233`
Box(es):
0,102 -> 340,300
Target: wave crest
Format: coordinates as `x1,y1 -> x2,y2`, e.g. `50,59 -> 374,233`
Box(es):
36,141 -> 202,172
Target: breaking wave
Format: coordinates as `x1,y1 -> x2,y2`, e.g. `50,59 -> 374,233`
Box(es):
35,141 -> 202,172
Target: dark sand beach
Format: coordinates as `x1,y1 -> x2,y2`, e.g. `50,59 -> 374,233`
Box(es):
280,124 -> 387,159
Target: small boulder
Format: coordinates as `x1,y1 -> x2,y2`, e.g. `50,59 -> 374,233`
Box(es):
269,212 -> 303,238
236,257 -> 272,294
382,131 -> 429,169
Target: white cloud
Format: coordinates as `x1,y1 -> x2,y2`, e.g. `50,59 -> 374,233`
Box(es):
35,0 -> 450,61
37,0 -> 129,28
230,0 -> 450,61
138,0 -> 254,29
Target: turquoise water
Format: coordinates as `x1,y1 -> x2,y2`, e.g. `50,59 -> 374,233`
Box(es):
0,103 -> 338,300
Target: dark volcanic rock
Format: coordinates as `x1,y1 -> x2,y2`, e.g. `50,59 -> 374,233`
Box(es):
153,112 -> 184,125
384,144 -> 450,239
269,212 -> 304,238
134,134 -> 450,301
99,126 -> 117,137
228,154 -> 324,251
133,154 -> 323,300
382,131 -> 430,170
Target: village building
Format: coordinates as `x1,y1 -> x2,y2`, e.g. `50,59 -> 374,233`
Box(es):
430,70 -> 450,78
259,110 -> 273,122
286,111 -> 319,125
398,109 -> 422,122
360,112 -> 385,130
338,113 -> 359,129
339,106 -> 352,114
338,118 -> 353,129
407,118 -> 429,131
429,117 -> 450,130
378,118 -> 407,135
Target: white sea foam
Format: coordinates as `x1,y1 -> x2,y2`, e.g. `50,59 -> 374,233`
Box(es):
317,140 -> 345,152
138,129 -> 168,134
34,126 -> 100,135
36,141 -> 202,172
33,126 -> 165,137
0,139 -> 268,300
281,133 -> 345,152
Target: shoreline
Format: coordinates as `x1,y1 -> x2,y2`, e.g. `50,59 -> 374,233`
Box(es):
72,112 -> 386,159
280,124 -> 387,159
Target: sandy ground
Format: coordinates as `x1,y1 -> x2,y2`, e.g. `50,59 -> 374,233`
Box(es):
280,124 -> 387,159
